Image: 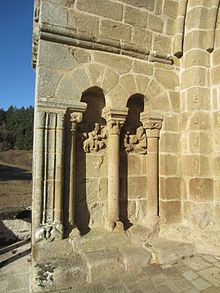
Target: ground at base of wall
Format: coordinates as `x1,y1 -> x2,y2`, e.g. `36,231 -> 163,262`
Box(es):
1,240 -> 220,293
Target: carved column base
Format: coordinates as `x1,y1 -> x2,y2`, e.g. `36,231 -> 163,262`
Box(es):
69,226 -> 81,239
142,216 -> 161,239
35,221 -> 64,242
105,220 -> 124,233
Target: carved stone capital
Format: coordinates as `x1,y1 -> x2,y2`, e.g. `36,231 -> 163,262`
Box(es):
140,112 -> 163,138
102,107 -> 128,135
70,112 -> 83,132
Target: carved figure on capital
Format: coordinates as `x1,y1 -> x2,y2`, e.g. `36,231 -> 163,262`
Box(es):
124,125 -> 147,154
83,123 -> 107,153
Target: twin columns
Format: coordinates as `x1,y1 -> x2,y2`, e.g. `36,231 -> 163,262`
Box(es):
33,102 -> 163,241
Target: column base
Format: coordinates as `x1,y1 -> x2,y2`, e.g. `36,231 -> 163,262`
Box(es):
69,225 -> 81,239
105,220 -> 124,233
143,216 -> 160,239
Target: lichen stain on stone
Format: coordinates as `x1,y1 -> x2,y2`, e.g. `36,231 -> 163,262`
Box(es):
35,263 -> 56,287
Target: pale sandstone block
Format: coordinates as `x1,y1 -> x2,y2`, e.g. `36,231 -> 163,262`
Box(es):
72,48 -> 91,64
131,27 -> 152,49
160,200 -> 182,224
189,132 -> 211,154
153,35 -> 172,52
169,91 -> 180,113
163,0 -> 178,18
100,19 -> 131,43
37,67 -> 63,98
124,6 -> 148,28
182,155 -> 210,176
188,112 -> 211,130
184,50 -> 210,68
186,87 -> 210,111
38,41 -> 77,70
182,67 -> 207,89
164,18 -> 175,35
163,114 -> 180,132
98,178 -> 108,200
94,52 -> 133,75
119,0 -> 154,11
120,74 -> 137,95
155,68 -> 179,90
184,30 -> 210,52
186,7 -> 209,30
160,177 -> 181,200
151,93 -> 171,112
102,69 -> 119,93
214,204 -> 220,225
183,201 -> 212,228
189,178 -> 213,201
55,73 -> 82,100
160,133 -> 180,153
213,156 -> 220,176
212,48 -> 220,66
146,80 -> 162,99
213,112 -> 220,129
127,155 -> 141,176
88,64 -> 105,86
188,0 -> 214,8
148,14 -> 163,33
160,154 -> 178,176
135,75 -> 150,94
68,10 -> 100,35
133,60 -> 153,75
211,65 -> 220,85
128,177 -> 147,199
76,0 -> 123,21
40,1 -> 68,27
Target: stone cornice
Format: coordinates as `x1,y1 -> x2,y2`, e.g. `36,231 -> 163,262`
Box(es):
33,22 -> 174,67
37,99 -> 87,113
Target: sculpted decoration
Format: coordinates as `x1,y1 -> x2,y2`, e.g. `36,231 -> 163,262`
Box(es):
83,123 -> 107,153
124,125 -> 147,154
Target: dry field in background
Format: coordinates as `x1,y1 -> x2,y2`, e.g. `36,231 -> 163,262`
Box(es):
0,150 -> 32,210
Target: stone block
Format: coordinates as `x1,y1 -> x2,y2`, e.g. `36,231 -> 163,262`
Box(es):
212,48 -> 220,66
182,155 -> 210,176
128,176 -> 147,199
136,75 -> 150,94
72,48 -> 91,64
125,154 -> 141,176
151,93 -> 171,112
184,30 -> 210,52
169,91 -> 180,112
182,67 -> 207,89
88,63 -> 105,86
163,0 -> 178,18
133,60 -> 153,75
102,68 -> 119,93
213,112 -> 220,129
119,0 -> 155,11
214,203 -> 220,225
163,114 -> 180,131
155,0 -> 162,15
86,154 -> 108,178
160,200 -> 182,224
100,19 -> 131,43
214,131 -> 220,152
37,67 -> 63,98
211,65 -> 220,85
38,41 -> 77,70
184,49 -> 210,68
160,177 -> 181,200
68,10 -> 100,35
88,201 -> 105,228
164,17 -> 175,35
131,27 -> 152,48
40,1 -> 68,27
186,87 -> 210,111
136,199 -> 148,220
124,6 -> 148,28
153,35 -> 172,53
98,178 -> 108,200
121,74 -> 137,95
76,0 -> 123,21
189,132 -> 211,154
77,178 -> 99,203
213,156 -> 220,176
160,154 -> 178,176
146,80 -> 162,99
160,133 -> 180,153
94,52 -> 133,75
155,68 -> 179,90
148,14 -> 163,33
189,178 -> 213,202
186,6 -> 210,30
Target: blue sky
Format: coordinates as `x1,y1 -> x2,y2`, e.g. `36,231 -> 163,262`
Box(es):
0,1 -> 35,110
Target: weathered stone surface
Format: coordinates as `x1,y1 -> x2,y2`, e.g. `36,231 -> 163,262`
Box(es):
124,6 -> 148,28
131,27 -> 152,48
100,19 -> 131,43
160,177 -> 181,200
189,178 -> 214,202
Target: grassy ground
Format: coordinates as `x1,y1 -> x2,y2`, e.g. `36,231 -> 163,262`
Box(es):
0,150 -> 32,210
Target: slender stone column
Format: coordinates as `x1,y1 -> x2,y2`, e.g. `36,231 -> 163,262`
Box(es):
69,112 -> 83,237
103,107 -> 128,232
54,112 -> 65,226
141,112 -> 163,218
33,110 -> 46,233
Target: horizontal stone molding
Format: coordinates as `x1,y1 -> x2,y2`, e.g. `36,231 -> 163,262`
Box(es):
37,23 -> 173,65
37,99 -> 87,113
